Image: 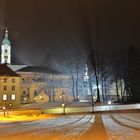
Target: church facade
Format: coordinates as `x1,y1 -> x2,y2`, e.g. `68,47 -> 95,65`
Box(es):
0,29 -> 72,107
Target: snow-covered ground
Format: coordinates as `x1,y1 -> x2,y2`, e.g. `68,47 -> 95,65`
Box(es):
103,113 -> 140,140
0,112 -> 139,140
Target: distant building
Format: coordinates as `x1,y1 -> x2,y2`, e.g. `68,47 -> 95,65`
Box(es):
0,64 -> 21,107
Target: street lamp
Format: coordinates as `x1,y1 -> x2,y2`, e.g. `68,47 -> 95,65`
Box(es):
62,103 -> 65,115
91,94 -> 96,113
62,91 -> 65,102
34,97 -> 37,103
3,106 -> 6,117
107,100 -> 112,110
24,97 -> 28,104
3,94 -> 7,117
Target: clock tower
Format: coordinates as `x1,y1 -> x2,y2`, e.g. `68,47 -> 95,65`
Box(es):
1,28 -> 11,64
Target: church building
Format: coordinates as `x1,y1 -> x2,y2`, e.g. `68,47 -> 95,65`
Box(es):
0,28 -> 72,107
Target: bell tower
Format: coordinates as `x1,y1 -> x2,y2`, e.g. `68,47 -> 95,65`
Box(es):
1,28 -> 11,64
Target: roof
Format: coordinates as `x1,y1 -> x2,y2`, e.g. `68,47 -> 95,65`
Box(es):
17,66 -> 59,74
0,64 -> 20,77
2,38 -> 11,45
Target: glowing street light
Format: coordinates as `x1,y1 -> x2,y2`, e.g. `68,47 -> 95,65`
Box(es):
34,97 -> 37,102
91,94 -> 96,113
108,101 -> 112,110
39,96 -> 42,100
62,103 -> 65,115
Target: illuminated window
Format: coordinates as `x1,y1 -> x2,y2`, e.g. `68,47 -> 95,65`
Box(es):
3,86 -> 7,90
12,86 -> 15,90
12,79 -> 15,83
3,94 -> 7,101
11,94 -> 16,100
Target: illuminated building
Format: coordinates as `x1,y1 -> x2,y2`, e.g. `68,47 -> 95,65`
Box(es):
0,64 -> 21,107
0,28 -> 73,105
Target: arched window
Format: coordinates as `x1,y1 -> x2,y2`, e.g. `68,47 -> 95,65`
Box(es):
23,91 -> 26,96
34,90 -> 38,97
22,78 -> 25,83
5,49 -> 8,53
4,60 -> 7,64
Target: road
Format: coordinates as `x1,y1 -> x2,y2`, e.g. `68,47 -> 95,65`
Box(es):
0,112 -> 140,140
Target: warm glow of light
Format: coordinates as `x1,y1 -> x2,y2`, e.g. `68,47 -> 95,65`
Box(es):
3,106 -> 6,110
11,94 -> 16,100
108,101 -> 112,105
3,94 -> 7,100
62,103 -> 65,107
0,114 -> 56,122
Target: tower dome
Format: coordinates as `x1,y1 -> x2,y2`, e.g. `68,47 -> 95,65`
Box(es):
2,29 -> 11,45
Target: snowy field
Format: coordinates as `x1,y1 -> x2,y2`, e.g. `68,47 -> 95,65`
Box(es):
0,112 -> 139,140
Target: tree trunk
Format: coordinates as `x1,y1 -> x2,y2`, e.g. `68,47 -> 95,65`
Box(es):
101,76 -> 105,101
93,64 -> 100,102
104,79 -> 107,101
115,79 -> 120,101
70,69 -> 75,101
75,65 -> 79,100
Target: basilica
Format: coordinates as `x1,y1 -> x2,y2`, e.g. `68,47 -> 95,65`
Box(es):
0,29 -> 72,107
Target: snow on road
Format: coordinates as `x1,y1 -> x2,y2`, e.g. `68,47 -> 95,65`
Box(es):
0,112 -> 139,140
0,114 -> 95,137
102,113 -> 140,140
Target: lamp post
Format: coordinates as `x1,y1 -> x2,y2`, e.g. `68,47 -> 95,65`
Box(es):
3,106 -> 6,117
107,100 -> 112,110
34,97 -> 37,103
3,94 -> 7,117
91,94 -> 96,113
62,103 -> 65,115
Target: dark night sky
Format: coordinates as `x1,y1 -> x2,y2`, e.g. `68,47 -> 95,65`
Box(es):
0,0 -> 140,70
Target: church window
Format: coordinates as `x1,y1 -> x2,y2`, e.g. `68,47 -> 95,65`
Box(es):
4,56 -> 8,59
22,78 -> 25,83
4,60 -> 7,63
34,90 -> 38,97
5,49 -> 8,53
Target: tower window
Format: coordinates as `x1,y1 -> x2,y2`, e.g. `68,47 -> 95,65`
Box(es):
4,60 -> 7,64
5,49 -> 8,53
4,56 -> 8,59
